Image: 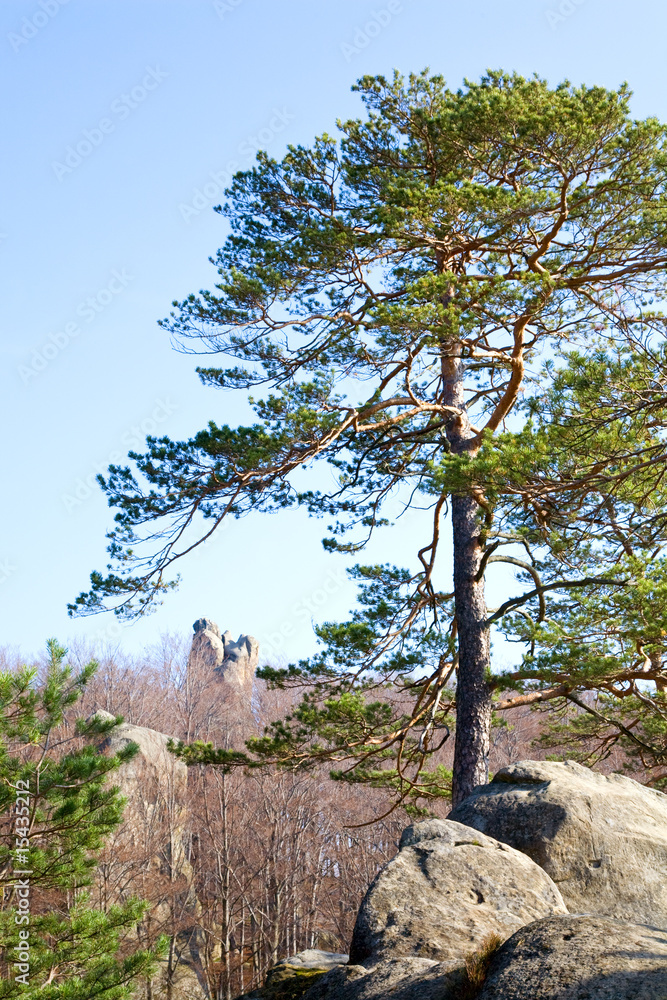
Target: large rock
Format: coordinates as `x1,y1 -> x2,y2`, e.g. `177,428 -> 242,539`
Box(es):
95,710 -> 188,797
95,712 -> 205,983
349,819 -> 566,966
303,958 -> 465,1000
275,950 -> 348,971
477,914 -> 667,1000
218,629 -> 259,687
151,958 -> 208,1000
96,711 -> 188,800
450,759 -> 667,926
188,616 -> 225,669
188,616 -> 258,689
94,711 -> 189,871
238,951 -> 347,999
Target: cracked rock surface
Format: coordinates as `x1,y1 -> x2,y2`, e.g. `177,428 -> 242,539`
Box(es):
349,818 -> 567,966
450,759 -> 667,926
303,957 -> 466,1000
187,616 -> 258,689
477,914 -> 667,1000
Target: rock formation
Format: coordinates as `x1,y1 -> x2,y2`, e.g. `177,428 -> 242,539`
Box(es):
93,710 -> 190,873
94,710 -> 188,807
348,818 -> 566,966
187,616 -> 258,689
477,915 -> 667,1000
187,617 -> 225,669
275,951 -> 349,972
238,950 -> 348,999
304,957 -> 465,1000
94,711 -> 207,998
449,758 -> 667,926
290,761 -> 667,1000
94,730 -> 667,1000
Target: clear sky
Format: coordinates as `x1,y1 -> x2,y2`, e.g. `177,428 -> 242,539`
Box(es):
2,0 -> 666,666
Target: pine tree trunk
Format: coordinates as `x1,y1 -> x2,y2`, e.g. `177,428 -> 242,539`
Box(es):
442,338 -> 493,807
450,493 -> 492,806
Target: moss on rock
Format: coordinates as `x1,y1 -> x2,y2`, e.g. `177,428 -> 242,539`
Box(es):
237,964 -> 328,1000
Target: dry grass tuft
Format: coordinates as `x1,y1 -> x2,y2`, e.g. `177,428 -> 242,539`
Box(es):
459,933 -> 504,998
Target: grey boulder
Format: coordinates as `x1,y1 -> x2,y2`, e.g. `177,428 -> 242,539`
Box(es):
239,951 -> 347,999
303,957 -> 465,1000
349,819 -> 566,966
218,629 -> 259,688
477,914 -> 667,999
94,710 -> 188,807
275,949 -> 348,971
93,711 -> 190,874
450,759 -> 667,926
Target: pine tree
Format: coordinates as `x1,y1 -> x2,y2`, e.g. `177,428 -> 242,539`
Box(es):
485,342 -> 667,785
0,640 -> 163,999
71,70 -> 667,803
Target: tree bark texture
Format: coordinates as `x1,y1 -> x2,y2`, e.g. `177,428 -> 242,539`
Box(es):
450,493 -> 492,805
443,339 -> 493,807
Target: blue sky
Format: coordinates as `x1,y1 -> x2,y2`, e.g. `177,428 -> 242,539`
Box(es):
1,0 -> 666,666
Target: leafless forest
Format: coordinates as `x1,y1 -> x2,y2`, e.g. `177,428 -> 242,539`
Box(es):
0,637 -> 634,1000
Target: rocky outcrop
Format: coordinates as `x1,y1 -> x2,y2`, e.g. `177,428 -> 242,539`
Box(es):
303,958 -> 465,1000
307,917 -> 667,1000
188,617 -> 226,669
94,712 -> 206,990
94,710 -> 190,871
151,959 -> 208,1000
450,759 -> 667,926
240,761 -> 667,1000
275,951 -> 348,972
95,710 -> 188,803
477,914 -> 667,1000
348,818 -> 567,966
238,950 -> 348,999
218,629 -> 259,687
188,617 -> 258,689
